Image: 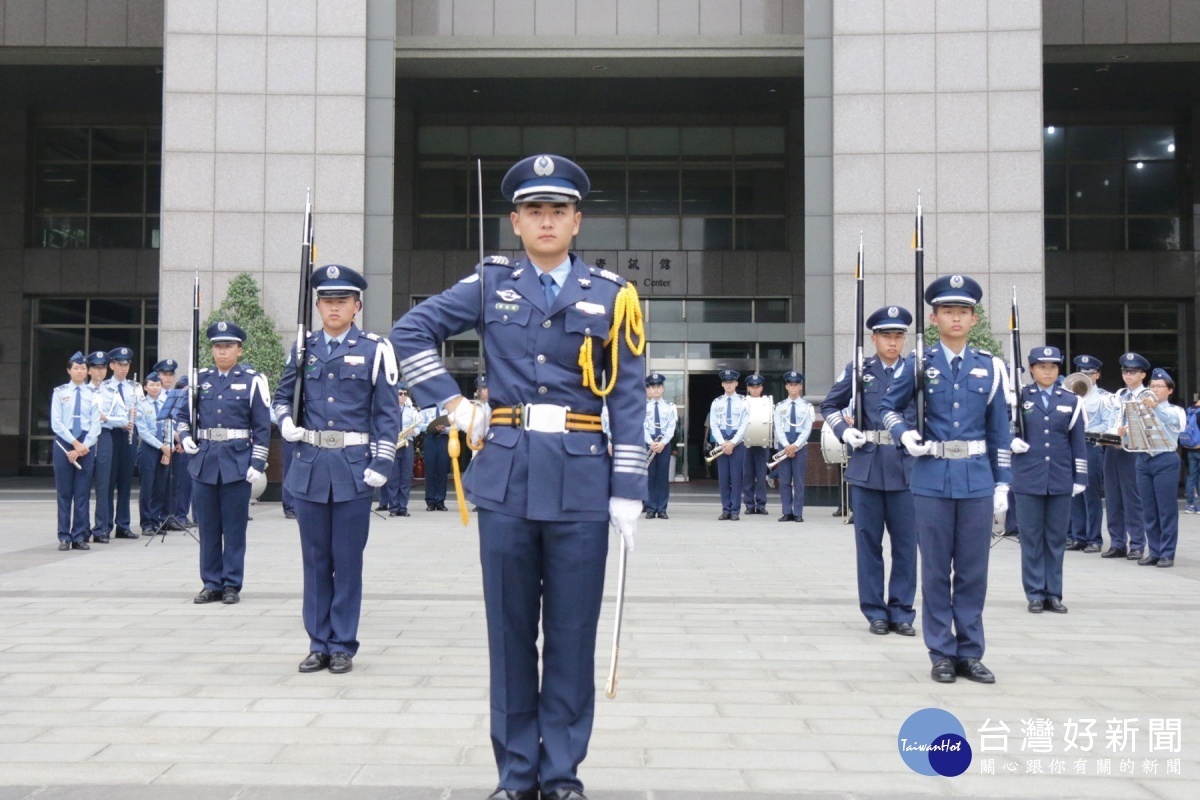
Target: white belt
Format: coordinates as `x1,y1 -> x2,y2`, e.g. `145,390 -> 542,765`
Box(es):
927,440 -> 987,459
302,430 -> 370,448
522,404 -> 570,434
864,430 -> 894,445
197,428 -> 249,441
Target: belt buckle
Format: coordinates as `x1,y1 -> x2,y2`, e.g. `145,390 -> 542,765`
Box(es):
944,441 -> 966,459
209,429 -> 227,442
524,404 -> 566,434
321,431 -> 344,448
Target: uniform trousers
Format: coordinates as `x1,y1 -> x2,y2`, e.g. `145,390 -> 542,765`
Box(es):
171,453 -> 193,523
1185,448 -> 1200,506
914,495 -> 992,663
741,446 -> 768,511
136,443 -> 168,531
478,509 -> 608,795
90,430 -> 113,535
294,496 -> 371,655
381,444 -> 415,511
1068,442 -> 1105,545
644,445 -> 671,514
424,434 -> 449,505
54,440 -> 94,543
107,427 -> 137,531
191,477 -> 251,590
851,485 -> 917,624
281,439 -> 296,514
1104,448 -> 1144,552
1137,451 -> 1180,560
1015,493 -> 1071,602
715,442 -> 744,515
775,446 -> 807,517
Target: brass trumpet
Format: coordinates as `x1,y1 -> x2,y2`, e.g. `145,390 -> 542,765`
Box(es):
704,444 -> 726,464
767,448 -> 792,469
396,419 -> 421,449
1062,372 -> 1094,397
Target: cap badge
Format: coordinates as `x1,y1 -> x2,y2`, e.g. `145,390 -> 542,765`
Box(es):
217,322 -> 227,332
533,156 -> 554,176
1081,356 -> 1089,363
326,266 -> 340,279
888,306 -> 899,318
950,275 -> 964,289
1043,347 -> 1052,356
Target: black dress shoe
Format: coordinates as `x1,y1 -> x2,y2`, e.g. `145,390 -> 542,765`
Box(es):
486,790 -> 538,800
889,621 -> 915,636
645,511 -> 656,520
283,509 -> 296,520
730,513 -> 740,521
657,512 -> 669,519
778,514 -> 795,522
389,509 -> 410,517
956,658 -> 995,684
1126,549 -> 1143,560
435,503 -> 448,511
930,658 -> 956,683
375,504 -> 388,512
1083,543 -> 1101,553
1028,600 -> 1043,614
328,652 -> 353,674
1100,547 -> 1126,559
426,504 -> 436,511
869,619 -> 889,635
1157,558 -> 1174,568
1043,597 -> 1068,613
92,534 -> 110,544
1138,555 -> 1159,566
221,587 -> 240,604
543,788 -> 588,800
194,588 -> 221,604
298,652 -> 330,672
795,516 -> 804,522
71,541 -> 90,551
718,512 -> 731,520
1065,540 -> 1085,551
114,529 -> 138,539
58,541 -> 71,551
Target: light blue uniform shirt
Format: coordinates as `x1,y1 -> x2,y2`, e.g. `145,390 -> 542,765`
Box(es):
96,377 -> 135,429
136,395 -> 170,449
709,393 -> 751,446
774,396 -> 814,448
643,399 -> 677,446
50,382 -> 102,448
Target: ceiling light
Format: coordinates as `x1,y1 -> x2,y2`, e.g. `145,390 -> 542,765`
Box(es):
1168,143 -> 1176,153
84,57 -> 101,64
591,65 -> 608,72
1046,126 -> 1056,134
1136,162 -> 1144,169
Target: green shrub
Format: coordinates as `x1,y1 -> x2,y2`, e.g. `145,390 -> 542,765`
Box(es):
200,273 -> 286,391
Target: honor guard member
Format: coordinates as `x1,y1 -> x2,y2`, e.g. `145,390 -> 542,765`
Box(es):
710,370 -> 750,520
52,352 -> 103,550
1009,347 -> 1087,614
1134,368 -> 1185,568
776,372 -> 814,523
84,350 -> 113,541
1101,352 -> 1150,560
390,154 -> 646,800
135,372 -> 171,534
169,375 -> 195,526
881,275 -> 1011,684
643,372 -> 677,519
96,347 -> 140,540
741,373 -> 770,515
275,351 -> 299,520
822,306 -> 919,636
381,382 -> 419,516
1066,355 -> 1109,553
174,322 -> 271,605
152,359 -> 190,530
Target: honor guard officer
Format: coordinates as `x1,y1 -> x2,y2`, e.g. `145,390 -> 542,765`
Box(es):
174,322 -> 271,605
381,382 -> 419,517
643,372 -> 676,519
152,359 -> 190,530
135,372 -> 172,534
84,350 -> 112,541
275,265 -> 400,673
823,307 -> 919,636
391,153 -> 646,800
741,374 -> 770,515
169,375 -> 195,526
775,372 -> 814,523
1066,355 -> 1109,553
97,347 -> 140,540
881,275 -> 1011,684
1102,352 -> 1150,560
1009,347 -> 1087,614
710,370 -> 750,520
52,352 -> 103,550
420,401 -> 451,511
1134,368 -> 1185,568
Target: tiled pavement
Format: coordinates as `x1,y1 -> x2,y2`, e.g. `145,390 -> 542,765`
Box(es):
1,480 -> 1198,799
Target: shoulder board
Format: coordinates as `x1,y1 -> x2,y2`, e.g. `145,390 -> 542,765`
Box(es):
363,332 -> 380,342
56,383 -> 70,392
588,266 -> 626,286
482,255 -> 512,268
975,348 -> 992,357
243,368 -> 256,375
199,368 -> 212,375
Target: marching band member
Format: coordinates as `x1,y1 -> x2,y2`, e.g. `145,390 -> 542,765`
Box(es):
135,371 -> 171,534
643,372 -> 676,519
1101,353 -> 1150,560
774,371 -> 813,523
94,347 -> 138,541
381,382 -> 419,517
741,374 -> 770,515
1134,368 -> 1185,568
1065,355 -> 1109,553
51,351 -> 102,551
709,369 -> 749,521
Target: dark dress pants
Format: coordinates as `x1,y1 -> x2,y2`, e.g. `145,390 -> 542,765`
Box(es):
424,434 -> 449,505
191,476 -> 252,590
1138,451 -> 1180,560
852,485 -> 917,624
1016,492 -> 1071,602
914,495 -> 992,663
1104,447 -> 1144,552
54,440 -> 94,543
294,496 -> 371,655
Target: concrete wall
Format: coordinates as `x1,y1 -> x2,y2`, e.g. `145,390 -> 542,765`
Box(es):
1044,0 -> 1200,44
1,0 -> 163,47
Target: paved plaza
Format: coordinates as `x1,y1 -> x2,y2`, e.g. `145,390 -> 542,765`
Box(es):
1,479 -> 1198,800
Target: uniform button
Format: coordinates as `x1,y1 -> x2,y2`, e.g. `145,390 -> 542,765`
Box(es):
328,373 -> 334,379
1045,442 -> 1051,447
1045,456 -> 1051,461
217,409 -> 222,414
1044,429 -> 1049,434
503,314 -> 509,322
328,397 -> 334,402
585,327 -> 591,335
487,431 -> 494,441
542,320 -> 552,328
217,395 -> 223,399
590,444 -> 598,454
953,421 -> 959,428
537,355 -> 546,364
953,402 -> 959,409
954,384 -> 960,390
538,386 -> 548,395
328,421 -> 335,427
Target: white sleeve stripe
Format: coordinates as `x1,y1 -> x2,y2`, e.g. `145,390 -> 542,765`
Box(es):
614,465 -> 648,475
404,361 -> 447,382
398,349 -> 439,370
406,366 -> 447,387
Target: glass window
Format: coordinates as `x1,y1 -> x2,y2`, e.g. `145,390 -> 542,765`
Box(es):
90,165 -> 144,213
1127,217 -> 1179,250
760,342 -> 793,360
628,169 -> 679,215
1128,303 -> 1179,330
1069,218 -> 1124,251
628,217 -> 679,249
90,217 -> 144,248
681,169 -> 733,215
1069,302 -> 1124,330
573,217 -> 627,249
584,168 -> 627,215
629,127 -> 679,160
1044,163 -> 1066,215
646,300 -> 684,323
1067,126 -> 1122,161
36,127 -> 89,161
682,217 -> 733,250
35,216 -> 87,248
576,126 -> 625,156
417,126 -> 468,155
445,340 -> 480,357
734,127 -> 786,158
1124,125 -> 1175,161
37,298 -> 87,324
681,127 -> 732,159
686,299 -> 753,323
736,218 -> 786,250
735,168 -> 786,214
146,164 -> 161,212
1127,332 -> 1179,370
470,126 -> 521,157
1068,163 -> 1123,214
650,341 -> 685,358
415,218 -> 464,249
419,167 -> 468,215
90,299 -> 142,325
755,299 -> 789,323
1045,302 -> 1066,330
35,164 -> 88,212
1125,161 -> 1177,215
1043,126 -> 1065,161
710,342 -> 755,359
1044,218 -> 1066,252
523,126 -> 573,155
91,127 -> 145,161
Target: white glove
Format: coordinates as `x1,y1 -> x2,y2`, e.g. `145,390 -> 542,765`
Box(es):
452,398 -> 490,443
181,436 -> 199,455
245,466 -> 263,484
994,485 -> 1009,515
280,417 -> 304,443
1072,483 -> 1086,496
363,468 -> 387,488
1010,437 -> 1030,454
900,430 -> 932,457
842,427 -> 867,450
609,497 -> 641,553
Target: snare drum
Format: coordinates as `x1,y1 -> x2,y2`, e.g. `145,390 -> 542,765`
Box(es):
820,422 -> 848,465
743,395 -> 775,447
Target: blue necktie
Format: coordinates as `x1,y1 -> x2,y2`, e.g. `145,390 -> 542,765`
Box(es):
540,273 -> 558,308
789,401 -> 796,425
71,386 -> 83,439
654,401 -> 661,428
951,356 -> 962,381
726,397 -> 732,426
1042,391 -> 1050,410
328,338 -> 339,356
118,383 -> 125,401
